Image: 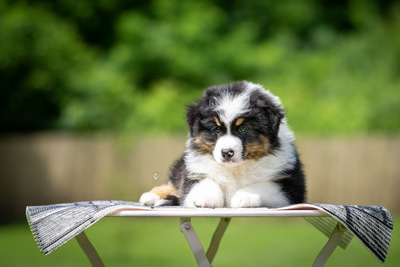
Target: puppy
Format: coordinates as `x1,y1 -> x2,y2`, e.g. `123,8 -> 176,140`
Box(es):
140,81 -> 306,208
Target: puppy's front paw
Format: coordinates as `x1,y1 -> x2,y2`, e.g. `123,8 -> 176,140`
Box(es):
192,193 -> 224,208
184,180 -> 224,208
139,192 -> 160,206
230,191 -> 261,208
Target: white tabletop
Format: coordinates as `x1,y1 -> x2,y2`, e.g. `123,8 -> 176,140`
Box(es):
109,206 -> 328,217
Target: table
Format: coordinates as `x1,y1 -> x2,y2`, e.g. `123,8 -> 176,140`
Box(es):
77,207 -> 343,267
26,201 -> 392,266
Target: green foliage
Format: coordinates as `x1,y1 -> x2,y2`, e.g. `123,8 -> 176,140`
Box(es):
1,0 -> 400,134
0,2 -> 135,132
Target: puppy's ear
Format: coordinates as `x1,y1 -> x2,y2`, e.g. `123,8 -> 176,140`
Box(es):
252,95 -> 285,138
186,104 -> 200,137
268,108 -> 285,138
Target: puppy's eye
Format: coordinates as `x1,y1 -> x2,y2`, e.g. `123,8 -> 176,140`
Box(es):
213,126 -> 220,134
239,125 -> 247,133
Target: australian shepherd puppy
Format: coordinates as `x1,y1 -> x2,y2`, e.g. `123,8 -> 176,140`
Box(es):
139,81 -> 306,208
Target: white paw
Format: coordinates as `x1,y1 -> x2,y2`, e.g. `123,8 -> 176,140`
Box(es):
230,191 -> 261,208
188,193 -> 224,208
139,192 -> 160,206
184,180 -> 224,208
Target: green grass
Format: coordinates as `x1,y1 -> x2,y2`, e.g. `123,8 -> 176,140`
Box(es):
1,216 -> 398,266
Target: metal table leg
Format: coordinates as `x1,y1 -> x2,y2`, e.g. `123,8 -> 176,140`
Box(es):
180,217 -> 212,267
313,222 -> 347,267
206,217 -> 231,264
180,217 -> 231,267
75,231 -> 105,267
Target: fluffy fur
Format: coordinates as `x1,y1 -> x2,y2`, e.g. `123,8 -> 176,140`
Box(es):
139,81 -> 306,208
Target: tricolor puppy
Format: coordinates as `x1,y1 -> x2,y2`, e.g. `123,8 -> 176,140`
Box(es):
140,81 -> 306,208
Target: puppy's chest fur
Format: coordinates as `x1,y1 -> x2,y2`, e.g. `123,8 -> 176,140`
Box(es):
190,158 -> 256,186
179,150 -> 294,208
185,162 -> 274,207
186,152 -> 277,188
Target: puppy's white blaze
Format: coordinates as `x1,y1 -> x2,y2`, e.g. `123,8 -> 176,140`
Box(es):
213,135 -> 243,165
215,86 -> 254,125
225,122 -> 231,135
215,81 -> 283,126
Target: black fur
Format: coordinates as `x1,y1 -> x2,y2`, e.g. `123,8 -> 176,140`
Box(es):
275,153 -> 307,204
167,156 -> 200,205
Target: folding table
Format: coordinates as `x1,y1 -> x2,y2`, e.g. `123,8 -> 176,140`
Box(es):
26,201 -> 393,267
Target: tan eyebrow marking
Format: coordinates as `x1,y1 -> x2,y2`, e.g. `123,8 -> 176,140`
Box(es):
214,117 -> 221,126
235,118 -> 244,126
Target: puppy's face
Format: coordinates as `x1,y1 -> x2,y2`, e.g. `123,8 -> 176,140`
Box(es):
187,82 -> 284,167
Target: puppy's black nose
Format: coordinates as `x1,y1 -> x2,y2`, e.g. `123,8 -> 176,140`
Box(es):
221,148 -> 234,160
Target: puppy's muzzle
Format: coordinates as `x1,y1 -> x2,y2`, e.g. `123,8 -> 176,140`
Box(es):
221,148 -> 234,160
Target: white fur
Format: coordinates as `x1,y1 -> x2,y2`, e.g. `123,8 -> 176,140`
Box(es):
230,182 -> 290,208
214,86 -> 254,125
184,178 -> 224,208
139,192 -> 160,206
213,135 -> 243,165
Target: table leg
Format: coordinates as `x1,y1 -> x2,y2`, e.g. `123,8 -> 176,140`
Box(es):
312,222 -> 347,267
180,217 -> 212,267
75,231 -> 105,267
206,217 -> 231,264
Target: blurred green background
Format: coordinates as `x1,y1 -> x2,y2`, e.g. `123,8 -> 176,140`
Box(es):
1,0 -> 400,266
1,0 -> 400,134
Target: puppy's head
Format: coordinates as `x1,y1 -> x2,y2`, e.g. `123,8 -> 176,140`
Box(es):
187,81 -> 285,167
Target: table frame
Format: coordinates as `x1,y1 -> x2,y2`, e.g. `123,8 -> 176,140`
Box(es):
75,209 -> 347,267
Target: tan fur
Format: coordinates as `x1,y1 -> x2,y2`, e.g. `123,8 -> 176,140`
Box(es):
243,136 -> 271,160
214,116 -> 221,126
150,181 -> 177,199
193,135 -> 214,154
235,117 -> 244,126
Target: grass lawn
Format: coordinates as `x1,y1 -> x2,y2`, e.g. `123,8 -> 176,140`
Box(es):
1,216 -> 398,266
